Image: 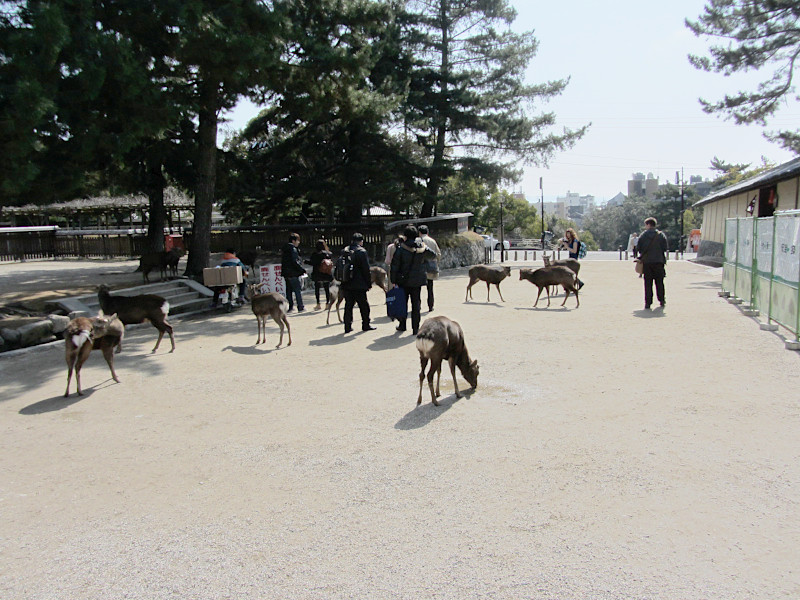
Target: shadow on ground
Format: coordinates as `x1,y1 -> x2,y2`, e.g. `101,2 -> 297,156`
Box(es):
394,389 -> 474,430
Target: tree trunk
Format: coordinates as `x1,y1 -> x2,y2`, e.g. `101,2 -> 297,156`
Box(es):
144,157 -> 167,254
185,83 -> 218,278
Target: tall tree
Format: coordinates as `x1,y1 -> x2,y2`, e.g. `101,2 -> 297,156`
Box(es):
687,0 -> 800,153
222,0 -> 419,224
173,1 -> 282,277
402,0 -> 586,217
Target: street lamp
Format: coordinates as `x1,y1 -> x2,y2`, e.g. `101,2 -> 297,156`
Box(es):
676,169 -> 685,257
539,177 -> 545,248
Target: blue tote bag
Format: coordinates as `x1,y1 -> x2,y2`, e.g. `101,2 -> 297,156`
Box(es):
386,286 -> 408,320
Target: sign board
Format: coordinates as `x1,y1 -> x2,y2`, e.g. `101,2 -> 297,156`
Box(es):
259,264 -> 286,295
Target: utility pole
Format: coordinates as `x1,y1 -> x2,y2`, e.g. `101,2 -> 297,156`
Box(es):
539,177 -> 545,248
499,195 -> 505,263
676,169 -> 685,257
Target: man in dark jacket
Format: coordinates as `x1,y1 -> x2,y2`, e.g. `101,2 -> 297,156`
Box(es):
281,232 -> 306,312
636,217 -> 669,310
391,225 -> 434,334
342,232 -> 376,333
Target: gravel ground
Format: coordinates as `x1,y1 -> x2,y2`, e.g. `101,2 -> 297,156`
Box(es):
1,257 -> 799,599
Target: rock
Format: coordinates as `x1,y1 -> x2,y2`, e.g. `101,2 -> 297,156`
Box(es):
0,327 -> 21,347
0,333 -> 5,350
69,310 -> 89,319
48,314 -> 72,334
17,320 -> 54,347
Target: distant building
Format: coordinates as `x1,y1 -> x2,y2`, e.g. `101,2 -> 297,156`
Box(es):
542,191 -> 596,226
628,172 -> 659,199
605,192 -> 627,208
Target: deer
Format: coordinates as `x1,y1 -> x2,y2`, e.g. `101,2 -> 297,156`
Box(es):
97,284 -> 175,353
465,265 -> 512,302
415,316 -> 479,406
325,267 -> 388,325
64,312 -> 124,397
137,248 -> 184,283
519,266 -> 580,308
543,252 -> 583,293
248,284 -> 291,348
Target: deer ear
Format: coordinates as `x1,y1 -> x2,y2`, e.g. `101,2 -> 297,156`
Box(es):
470,360 -> 477,368
97,309 -> 105,317
109,313 -> 117,320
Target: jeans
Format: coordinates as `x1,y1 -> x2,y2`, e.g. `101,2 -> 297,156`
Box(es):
284,276 -> 304,310
643,263 -> 666,307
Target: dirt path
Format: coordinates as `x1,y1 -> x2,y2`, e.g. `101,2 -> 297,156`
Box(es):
1,258 -> 798,599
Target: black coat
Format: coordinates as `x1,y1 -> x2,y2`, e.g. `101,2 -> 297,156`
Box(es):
308,250 -> 333,282
281,242 -> 306,278
341,244 -> 372,290
391,240 -> 432,288
637,230 -> 668,264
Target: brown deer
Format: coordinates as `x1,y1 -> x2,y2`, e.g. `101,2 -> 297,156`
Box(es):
415,316 -> 479,406
465,265 -> 512,302
519,266 -> 580,308
137,248 -> 185,283
64,312 -> 124,397
98,284 -> 174,353
249,284 -> 292,348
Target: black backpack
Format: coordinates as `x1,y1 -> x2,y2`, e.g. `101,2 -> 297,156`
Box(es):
334,248 -> 354,282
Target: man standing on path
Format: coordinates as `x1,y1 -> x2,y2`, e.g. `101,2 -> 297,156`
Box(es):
281,233 -> 306,312
636,217 -> 669,310
342,233 -> 376,333
418,225 -> 441,312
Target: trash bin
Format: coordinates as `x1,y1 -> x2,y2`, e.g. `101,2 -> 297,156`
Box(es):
165,234 -> 184,252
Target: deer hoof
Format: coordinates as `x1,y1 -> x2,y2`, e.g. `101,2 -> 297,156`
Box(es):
432,399 -> 440,406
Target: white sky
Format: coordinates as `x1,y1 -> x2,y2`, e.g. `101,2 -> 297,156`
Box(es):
220,0 -> 798,205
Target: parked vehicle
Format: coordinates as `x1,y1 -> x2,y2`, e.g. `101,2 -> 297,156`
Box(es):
481,235 -> 510,251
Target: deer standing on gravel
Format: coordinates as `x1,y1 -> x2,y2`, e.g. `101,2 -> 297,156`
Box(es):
415,316 -> 479,406
64,312 -> 124,397
519,266 -> 580,308
249,284 -> 291,348
98,284 -> 174,353
465,265 -> 511,303
325,267 -> 388,325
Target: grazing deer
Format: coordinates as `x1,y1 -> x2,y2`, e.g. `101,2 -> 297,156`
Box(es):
519,266 -> 580,308
98,284 -> 174,353
415,316 -> 479,406
249,284 -> 291,348
465,265 -> 512,302
64,313 -> 124,397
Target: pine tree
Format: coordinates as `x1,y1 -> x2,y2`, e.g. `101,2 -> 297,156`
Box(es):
687,0 -> 800,152
401,0 -> 586,217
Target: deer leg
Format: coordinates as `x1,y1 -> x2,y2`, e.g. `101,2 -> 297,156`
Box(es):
448,357 -> 462,398
435,363 -> 442,398
427,358 -> 440,406
74,344 -> 91,396
64,355 -> 76,397
165,321 -> 175,352
561,287 -> 569,307
101,343 -> 120,383
151,330 -> 165,353
465,279 -> 475,302
283,315 -> 292,346
546,286 -> 552,307
496,283 -> 505,302
418,355 -> 429,405
534,286 -> 543,307
336,296 -> 343,323
485,281 -> 491,302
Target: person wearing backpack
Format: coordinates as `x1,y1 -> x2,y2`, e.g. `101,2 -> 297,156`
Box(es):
341,232 -> 376,333
307,239 -> 333,310
281,232 -> 306,312
636,217 -> 669,310
559,228 -> 585,290
390,225 -> 435,335
418,225 -> 441,312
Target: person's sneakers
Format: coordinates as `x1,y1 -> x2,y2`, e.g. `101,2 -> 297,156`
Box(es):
644,305 -> 651,310
297,307 -> 305,312
287,307 -> 294,313
362,325 -> 377,331
314,304 -> 322,310
396,325 -> 406,332
344,325 -> 352,333
412,329 -> 419,335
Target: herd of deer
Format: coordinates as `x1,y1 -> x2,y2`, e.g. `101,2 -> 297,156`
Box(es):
63,254 -> 581,407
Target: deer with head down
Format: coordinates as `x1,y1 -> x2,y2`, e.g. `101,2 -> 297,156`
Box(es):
415,316 -> 479,406
64,312 -> 124,397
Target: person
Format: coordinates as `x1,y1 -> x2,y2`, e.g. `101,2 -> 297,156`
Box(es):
391,225 -> 434,334
418,224 -> 441,312
341,232 -> 376,333
559,228 -> 585,289
627,232 -> 639,259
384,236 -> 402,286
211,248 -> 249,306
281,232 -> 306,312
636,217 -> 669,310
307,239 -> 333,310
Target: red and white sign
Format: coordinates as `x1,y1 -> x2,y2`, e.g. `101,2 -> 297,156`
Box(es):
259,264 -> 286,296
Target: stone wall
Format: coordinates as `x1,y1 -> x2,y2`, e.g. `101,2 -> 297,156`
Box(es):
0,315 -> 72,353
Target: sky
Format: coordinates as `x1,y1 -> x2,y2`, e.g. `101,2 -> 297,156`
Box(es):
220,0 -> 799,205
